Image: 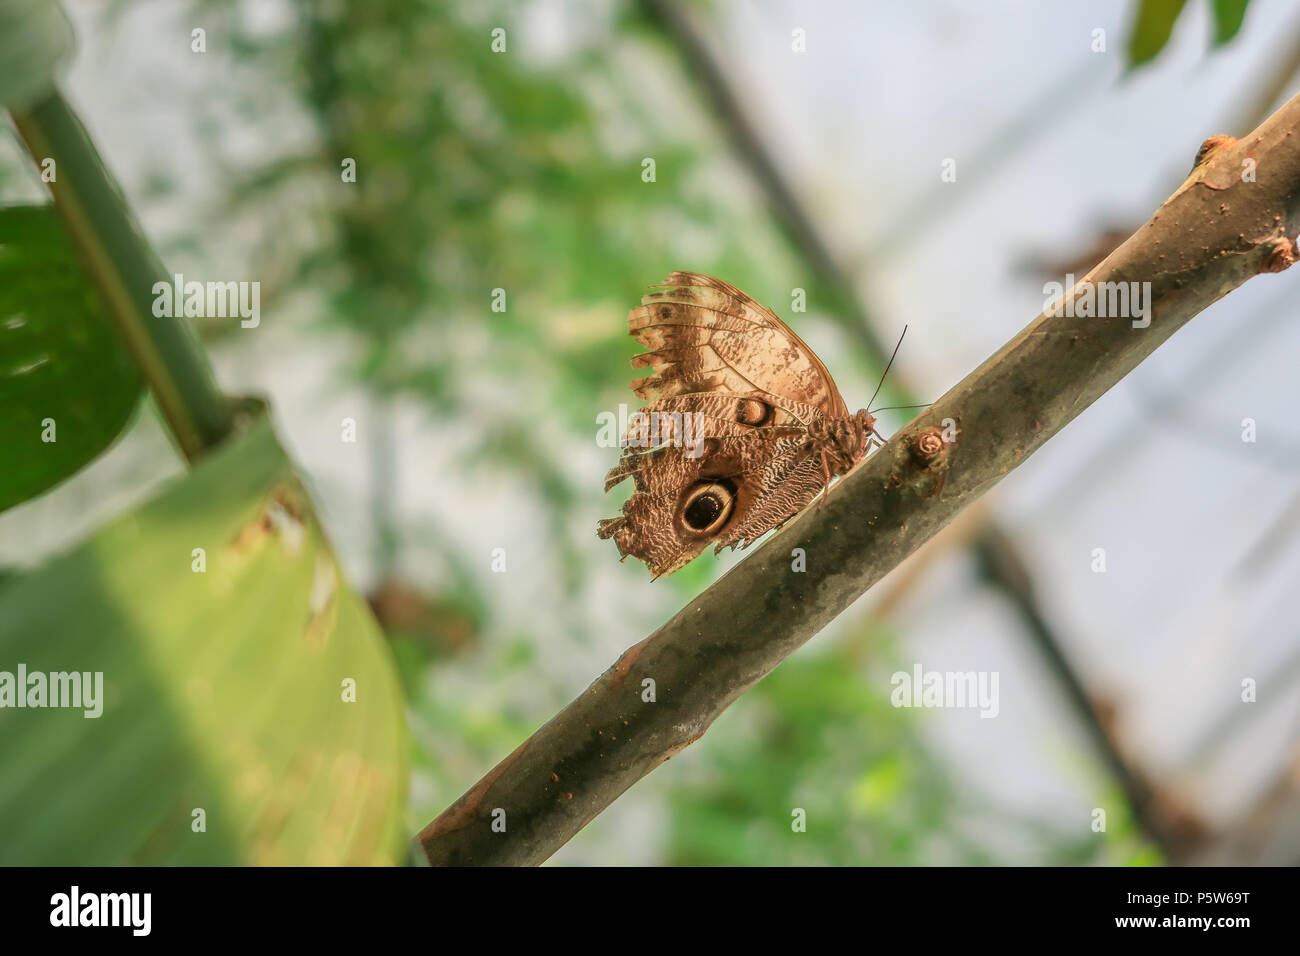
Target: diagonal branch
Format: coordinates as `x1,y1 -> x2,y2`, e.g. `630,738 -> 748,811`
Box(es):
420,94 -> 1300,866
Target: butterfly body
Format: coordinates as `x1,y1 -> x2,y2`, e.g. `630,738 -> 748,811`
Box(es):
598,272 -> 880,578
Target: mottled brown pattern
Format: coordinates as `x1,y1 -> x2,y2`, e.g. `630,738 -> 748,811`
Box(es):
598,272 -> 881,577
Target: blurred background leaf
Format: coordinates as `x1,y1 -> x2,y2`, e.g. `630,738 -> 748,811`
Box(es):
1213,0 -> 1252,45
1127,0 -> 1254,67
1128,0 -> 1191,68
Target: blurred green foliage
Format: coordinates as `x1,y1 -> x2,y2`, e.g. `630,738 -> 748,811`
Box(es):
667,628 -> 1138,865
668,640 -> 998,865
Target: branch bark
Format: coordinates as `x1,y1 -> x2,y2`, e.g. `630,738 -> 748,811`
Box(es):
419,94 -> 1300,866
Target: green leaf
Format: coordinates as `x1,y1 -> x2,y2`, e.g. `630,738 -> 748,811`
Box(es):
1126,0 -> 1190,68
0,204 -> 144,512
0,413 -> 408,864
1211,0 -> 1251,46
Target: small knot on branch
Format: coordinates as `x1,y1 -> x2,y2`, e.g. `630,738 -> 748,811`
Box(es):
1193,134 -> 1236,171
912,427 -> 947,460
1262,236 -> 1299,273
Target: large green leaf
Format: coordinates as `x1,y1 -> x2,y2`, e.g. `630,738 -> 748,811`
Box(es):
0,204 -> 144,512
0,413 -> 408,864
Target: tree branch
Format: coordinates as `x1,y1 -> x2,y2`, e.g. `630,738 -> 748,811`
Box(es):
419,94 -> 1300,866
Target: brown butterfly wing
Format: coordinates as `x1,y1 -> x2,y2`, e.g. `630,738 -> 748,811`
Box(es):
599,272 -> 850,577
630,271 -> 850,417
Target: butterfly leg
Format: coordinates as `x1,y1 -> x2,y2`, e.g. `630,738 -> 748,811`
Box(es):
817,451 -> 833,509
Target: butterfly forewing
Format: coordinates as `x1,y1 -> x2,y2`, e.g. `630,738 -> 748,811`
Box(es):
632,271 -> 850,417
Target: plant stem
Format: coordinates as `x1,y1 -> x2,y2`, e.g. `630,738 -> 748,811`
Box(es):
11,88 -> 233,461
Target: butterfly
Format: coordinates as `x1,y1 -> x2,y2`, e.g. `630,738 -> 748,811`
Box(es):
597,271 -> 888,578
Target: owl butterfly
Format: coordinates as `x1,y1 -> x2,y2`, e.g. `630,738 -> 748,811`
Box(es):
598,271 -> 887,578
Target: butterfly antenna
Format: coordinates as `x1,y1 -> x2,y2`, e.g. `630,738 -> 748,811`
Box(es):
868,402 -> 934,414
866,325 -> 907,413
